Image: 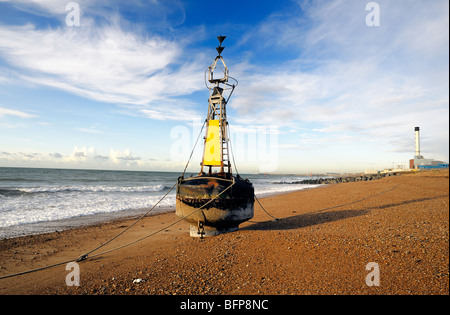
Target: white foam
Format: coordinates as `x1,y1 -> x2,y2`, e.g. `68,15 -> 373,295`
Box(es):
0,172 -> 322,237
19,184 -> 166,193
0,192 -> 176,228
254,183 -> 320,197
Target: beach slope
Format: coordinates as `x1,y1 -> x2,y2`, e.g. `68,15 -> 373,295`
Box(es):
0,170 -> 448,295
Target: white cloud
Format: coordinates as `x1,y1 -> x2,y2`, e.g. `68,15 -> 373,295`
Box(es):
0,0 -> 448,172
0,106 -> 37,118
230,0 -> 449,164
75,127 -> 103,134
278,144 -> 300,150
1,0 -> 84,15
68,146 -> 95,161
0,14 -> 204,120
0,22 -> 168,98
0,146 -> 150,168
109,148 -> 140,164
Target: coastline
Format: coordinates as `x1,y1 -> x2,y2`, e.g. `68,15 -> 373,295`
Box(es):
0,168 -> 322,240
0,204 -> 176,240
0,169 -> 448,295
0,185 -> 321,240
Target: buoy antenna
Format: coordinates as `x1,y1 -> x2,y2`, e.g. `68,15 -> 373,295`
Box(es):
216,35 -> 226,56
217,35 -> 226,45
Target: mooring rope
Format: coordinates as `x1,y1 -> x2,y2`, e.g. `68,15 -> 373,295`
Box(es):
305,184 -> 400,216
0,181 -> 399,280
0,178 -> 236,280
86,178 -> 236,260
0,182 -> 177,280
76,181 -> 178,262
182,119 -> 206,178
254,194 -> 280,221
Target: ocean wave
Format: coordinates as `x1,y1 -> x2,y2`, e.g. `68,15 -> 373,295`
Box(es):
255,183 -> 321,196
0,189 -> 27,197
0,193 -> 176,228
0,184 -> 167,196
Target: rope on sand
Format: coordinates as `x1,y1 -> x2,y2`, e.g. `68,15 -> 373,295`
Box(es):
0,183 -> 399,280
249,184 -> 400,223
254,194 -> 280,221
0,179 -> 235,280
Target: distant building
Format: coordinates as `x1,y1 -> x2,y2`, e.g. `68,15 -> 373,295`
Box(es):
409,127 -> 449,170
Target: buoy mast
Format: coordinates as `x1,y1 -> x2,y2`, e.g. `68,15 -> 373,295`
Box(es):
176,36 -> 253,237
201,35 -> 237,176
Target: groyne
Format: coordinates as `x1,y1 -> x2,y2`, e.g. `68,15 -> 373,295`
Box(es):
299,172 -> 409,185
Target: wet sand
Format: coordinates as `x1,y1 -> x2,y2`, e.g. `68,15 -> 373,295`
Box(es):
0,170 -> 448,295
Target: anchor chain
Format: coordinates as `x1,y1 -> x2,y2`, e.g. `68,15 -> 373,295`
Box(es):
197,221 -> 205,238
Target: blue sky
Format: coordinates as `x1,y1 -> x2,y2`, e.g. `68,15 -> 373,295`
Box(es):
0,0 -> 448,174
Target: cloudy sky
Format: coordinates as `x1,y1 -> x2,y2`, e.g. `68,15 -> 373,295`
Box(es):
0,0 -> 448,173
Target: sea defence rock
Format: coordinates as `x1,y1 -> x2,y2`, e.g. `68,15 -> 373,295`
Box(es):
299,172 -> 403,185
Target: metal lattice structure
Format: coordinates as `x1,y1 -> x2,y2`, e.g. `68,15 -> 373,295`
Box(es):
201,36 -> 238,175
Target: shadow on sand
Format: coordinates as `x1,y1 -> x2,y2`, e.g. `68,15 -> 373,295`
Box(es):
243,209 -> 369,231
244,194 -> 449,232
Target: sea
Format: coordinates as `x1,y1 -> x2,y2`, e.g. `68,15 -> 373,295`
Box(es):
0,167 -> 321,239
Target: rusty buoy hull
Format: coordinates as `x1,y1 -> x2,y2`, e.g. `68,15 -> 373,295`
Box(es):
176,175 -> 254,237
